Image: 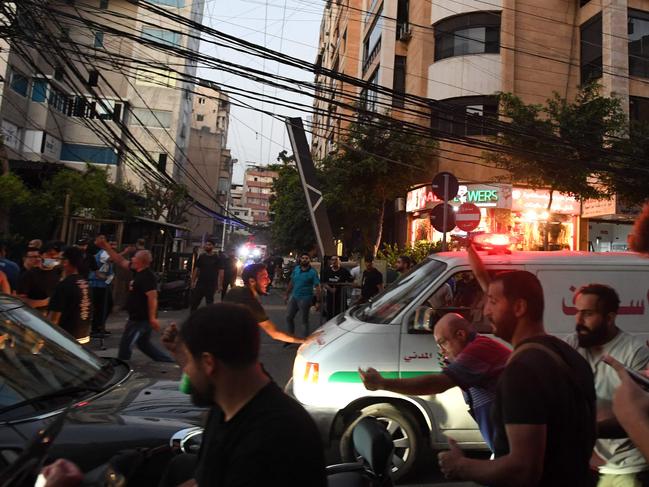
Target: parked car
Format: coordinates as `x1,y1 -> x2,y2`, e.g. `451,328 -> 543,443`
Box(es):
0,294 -> 203,474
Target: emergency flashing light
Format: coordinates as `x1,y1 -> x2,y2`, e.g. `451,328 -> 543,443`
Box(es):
473,233 -> 512,254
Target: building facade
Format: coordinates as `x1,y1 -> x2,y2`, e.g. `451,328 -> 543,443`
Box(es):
185,84 -> 233,243
313,0 -> 649,251
242,167 -> 278,226
0,0 -> 204,192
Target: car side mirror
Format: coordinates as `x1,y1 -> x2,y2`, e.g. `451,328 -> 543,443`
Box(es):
411,306 -> 435,333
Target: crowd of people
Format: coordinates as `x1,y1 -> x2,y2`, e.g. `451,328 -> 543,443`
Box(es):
15,202 -> 649,487
0,237 -> 122,344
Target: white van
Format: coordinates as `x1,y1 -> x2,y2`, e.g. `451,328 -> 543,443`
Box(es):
287,250 -> 649,480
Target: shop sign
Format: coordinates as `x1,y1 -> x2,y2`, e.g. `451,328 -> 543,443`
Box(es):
511,188 -> 580,215
582,197 -> 617,218
407,184 -> 510,212
42,133 -> 62,160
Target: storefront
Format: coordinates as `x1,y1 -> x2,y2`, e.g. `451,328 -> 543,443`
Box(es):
406,183 -> 512,247
510,188 -> 580,250
406,184 -> 582,250
582,196 -> 638,252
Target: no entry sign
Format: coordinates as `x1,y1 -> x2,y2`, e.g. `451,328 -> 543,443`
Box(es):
456,203 -> 481,232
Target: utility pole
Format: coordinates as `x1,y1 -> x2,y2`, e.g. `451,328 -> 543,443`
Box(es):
60,193 -> 71,243
221,198 -> 229,251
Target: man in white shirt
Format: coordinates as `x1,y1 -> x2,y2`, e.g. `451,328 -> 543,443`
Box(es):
566,283 -> 649,487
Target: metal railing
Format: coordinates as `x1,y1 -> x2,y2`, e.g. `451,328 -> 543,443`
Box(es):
320,283 -> 357,322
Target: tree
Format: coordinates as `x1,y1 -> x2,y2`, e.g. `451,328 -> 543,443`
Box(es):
609,121 -> 649,206
486,85 -> 626,201
268,151 -> 317,254
0,137 -> 29,235
141,180 -> 192,225
321,118 -> 437,255
484,84 -> 628,248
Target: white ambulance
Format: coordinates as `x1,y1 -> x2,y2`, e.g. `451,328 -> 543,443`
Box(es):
287,249 -> 649,480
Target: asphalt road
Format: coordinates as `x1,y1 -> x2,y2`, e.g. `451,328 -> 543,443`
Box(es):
90,287 -> 481,487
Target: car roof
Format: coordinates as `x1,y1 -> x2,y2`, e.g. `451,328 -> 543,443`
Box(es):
0,293 -> 26,311
432,251 -> 649,268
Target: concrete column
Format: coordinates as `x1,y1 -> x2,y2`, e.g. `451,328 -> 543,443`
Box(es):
602,0 -> 629,113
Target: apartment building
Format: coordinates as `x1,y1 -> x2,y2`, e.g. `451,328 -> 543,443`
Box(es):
0,0 -> 204,190
314,0 -> 649,250
185,84 -> 233,242
312,0 -> 363,161
242,167 -> 278,225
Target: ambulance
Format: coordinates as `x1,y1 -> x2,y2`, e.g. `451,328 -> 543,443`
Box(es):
287,248 -> 649,480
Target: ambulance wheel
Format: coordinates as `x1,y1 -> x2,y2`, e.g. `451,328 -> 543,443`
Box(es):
339,403 -> 422,481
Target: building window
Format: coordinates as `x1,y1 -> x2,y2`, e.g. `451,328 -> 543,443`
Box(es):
60,144 -> 118,164
630,96 -> 649,124
31,78 -> 48,102
158,153 -> 167,173
362,10 -> 383,72
94,31 -> 104,47
580,13 -> 602,83
130,108 -> 173,128
434,12 -> 500,61
361,67 -> 380,112
48,87 -> 72,114
147,0 -> 185,6
393,56 -> 406,108
196,114 -> 204,121
629,10 -> 649,78
198,97 -> 206,104
431,95 -> 499,136
99,0 -> 109,8
10,71 -> 29,96
141,27 -> 181,47
396,0 -> 409,40
88,70 -> 99,86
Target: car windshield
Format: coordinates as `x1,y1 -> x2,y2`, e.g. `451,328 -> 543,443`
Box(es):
352,258 -> 447,324
0,299 -> 108,417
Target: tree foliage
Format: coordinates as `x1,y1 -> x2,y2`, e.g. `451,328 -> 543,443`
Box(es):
142,180 -> 192,225
321,118 -> 437,255
484,84 -> 628,203
268,151 -> 317,254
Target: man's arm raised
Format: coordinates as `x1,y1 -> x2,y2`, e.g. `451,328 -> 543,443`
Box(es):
95,236 -> 130,271
359,367 -> 456,395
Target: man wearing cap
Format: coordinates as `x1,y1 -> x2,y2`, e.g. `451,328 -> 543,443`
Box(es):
74,238 -> 99,279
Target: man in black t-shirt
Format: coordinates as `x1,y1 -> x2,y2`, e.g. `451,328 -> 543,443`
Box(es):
190,240 -> 221,311
322,255 -> 353,318
74,238 -> 98,279
48,247 -> 92,344
95,236 -> 173,362
220,249 -> 238,300
225,263 -> 305,344
438,270 -> 596,487
16,247 -> 62,312
359,255 -> 383,303
159,304 -> 326,487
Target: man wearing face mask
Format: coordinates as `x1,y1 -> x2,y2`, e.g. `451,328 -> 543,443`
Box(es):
565,284 -> 649,487
16,246 -> 62,312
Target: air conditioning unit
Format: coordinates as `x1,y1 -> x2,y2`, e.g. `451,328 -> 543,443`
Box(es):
399,24 -> 412,42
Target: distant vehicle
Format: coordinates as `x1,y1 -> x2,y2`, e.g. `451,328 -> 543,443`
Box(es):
238,243 -> 267,262
0,294 -> 204,474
